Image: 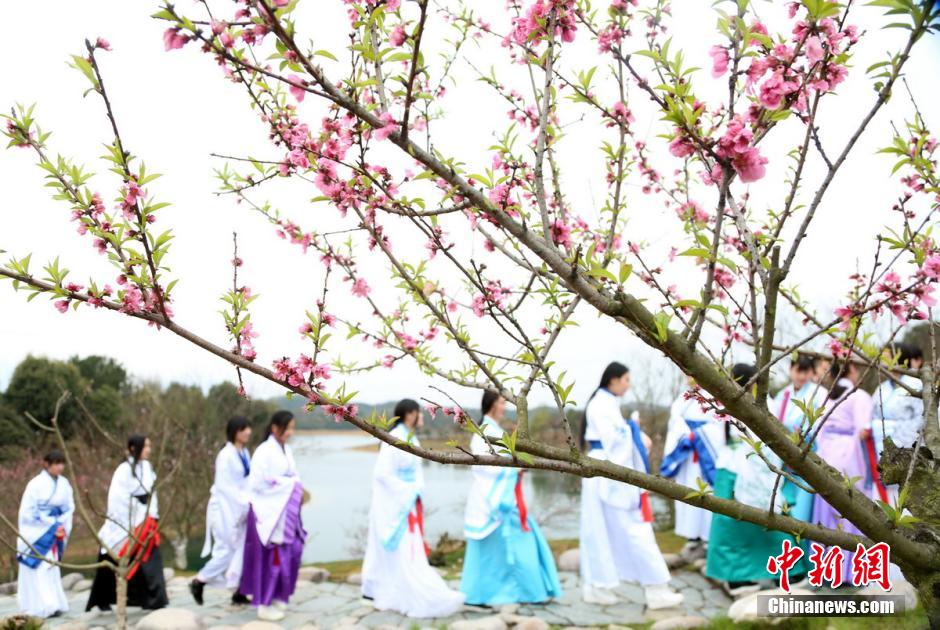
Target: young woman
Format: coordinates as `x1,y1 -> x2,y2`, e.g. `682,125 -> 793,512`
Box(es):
580,362 -> 683,609
460,391 -> 562,607
661,377 -> 726,561
86,435 -> 168,612
362,399 -> 464,617
706,364 -> 809,597
813,360 -> 873,580
17,450 -> 74,618
771,355 -> 828,522
190,416 -> 253,606
238,410 -> 306,622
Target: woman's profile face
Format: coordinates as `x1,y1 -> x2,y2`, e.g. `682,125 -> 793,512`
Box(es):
141,438 -> 152,461
275,419 -> 296,443
609,372 -> 631,396
236,426 -> 252,446
490,396 -> 506,421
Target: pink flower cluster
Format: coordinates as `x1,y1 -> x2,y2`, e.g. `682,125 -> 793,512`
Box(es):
714,116 -> 768,183
273,355 -> 333,389
471,280 -> 511,317
507,0 -> 577,48
163,28 -> 191,51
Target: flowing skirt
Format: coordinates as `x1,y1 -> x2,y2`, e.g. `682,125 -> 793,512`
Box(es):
461,509 -> 562,606
673,459 -> 712,540
705,469 -> 809,583
17,556 -> 68,618
362,516 -> 464,617
239,485 -> 306,607
580,476 -> 670,588
85,548 -> 168,611
198,526 -> 245,589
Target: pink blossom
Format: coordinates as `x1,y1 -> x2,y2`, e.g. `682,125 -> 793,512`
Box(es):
758,71 -> 798,109
709,45 -> 729,78
54,300 -> 70,314
805,36 -> 824,63
389,25 -> 407,47
351,278 -> 371,297
669,132 -> 695,158
550,219 -> 572,247
274,0 -> 291,6
923,255 -> 940,280
373,112 -> 398,142
382,355 -> 395,368
787,2 -> 800,18
287,75 -> 307,102
95,37 -> 112,51
163,28 -> 189,51
732,147 -> 768,183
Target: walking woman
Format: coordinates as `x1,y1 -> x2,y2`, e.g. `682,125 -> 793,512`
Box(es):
460,390 -> 562,607
706,364 -> 809,596
86,435 -> 168,612
17,450 -> 74,618
813,359 -> 873,581
190,416 -> 253,606
361,399 -> 464,617
580,362 -> 683,609
238,411 -> 306,622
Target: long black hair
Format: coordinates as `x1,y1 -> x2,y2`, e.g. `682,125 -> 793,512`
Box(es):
226,415 -> 251,443
481,390 -> 501,422
265,410 -> 295,440
729,363 -> 756,442
127,434 -> 148,481
827,359 -> 853,400
391,398 -> 421,430
579,362 -> 630,451
899,342 -> 924,368
43,449 -> 66,465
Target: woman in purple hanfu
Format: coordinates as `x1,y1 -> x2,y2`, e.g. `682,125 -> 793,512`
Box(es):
238,410 -> 306,622
812,360 -> 873,582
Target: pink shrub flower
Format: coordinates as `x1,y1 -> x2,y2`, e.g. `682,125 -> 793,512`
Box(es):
389,25 -> 407,47
55,300 -> 70,314
373,112 -> 398,141
709,45 -> 729,78
163,28 -> 190,51
351,278 -> 371,297
287,75 -> 307,102
95,37 -> 112,51
805,35 -> 824,63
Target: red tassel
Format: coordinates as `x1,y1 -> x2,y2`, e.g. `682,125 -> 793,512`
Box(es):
690,432 -> 699,463
864,435 -> 889,503
515,472 -> 530,532
272,547 -> 281,567
640,491 -> 654,523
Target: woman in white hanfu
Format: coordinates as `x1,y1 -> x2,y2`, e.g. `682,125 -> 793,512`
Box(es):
17,450 -> 74,619
362,399 -> 464,618
580,362 -> 684,610
660,378 -> 726,561
190,416 -> 253,606
86,434 -> 168,612
238,411 -> 306,623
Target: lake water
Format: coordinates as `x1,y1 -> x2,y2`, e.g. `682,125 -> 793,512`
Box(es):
294,432 -> 582,562
293,431 -> 671,563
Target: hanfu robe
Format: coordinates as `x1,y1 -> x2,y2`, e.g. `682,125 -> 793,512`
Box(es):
86,458 -> 168,611
772,382 -> 828,522
362,423 -> 464,617
871,377 -> 925,504
238,435 -> 306,608
660,394 -> 725,541
580,389 -> 670,588
198,442 -> 251,588
812,380 -> 872,580
705,425 -> 809,583
461,416 -> 562,606
17,471 -> 74,618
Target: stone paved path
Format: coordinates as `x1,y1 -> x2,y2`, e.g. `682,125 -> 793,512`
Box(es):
0,567 -> 733,629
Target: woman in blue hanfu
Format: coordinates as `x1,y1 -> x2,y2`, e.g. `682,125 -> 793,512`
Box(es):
661,377 -> 726,562
460,390 -> 562,607
17,450 -> 74,619
580,362 -> 683,609
361,399 -> 464,617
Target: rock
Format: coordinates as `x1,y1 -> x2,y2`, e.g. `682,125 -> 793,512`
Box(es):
295,626 -> 320,630
512,618 -> 550,630
449,616 -> 508,630
663,553 -> 684,570
0,581 -> 16,595
557,548 -> 580,572
692,558 -> 706,571
650,616 -> 709,630
56,623 -> 91,630
73,578 -> 94,592
346,572 -> 363,585
239,623 -> 284,630
61,572 -> 84,590
299,566 -> 331,583
207,626 -> 241,630
728,587 -> 811,622
499,604 -> 520,615
162,567 -> 175,582
135,607 -> 204,630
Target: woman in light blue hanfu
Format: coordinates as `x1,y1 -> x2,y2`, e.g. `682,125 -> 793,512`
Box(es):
460,390 -> 562,606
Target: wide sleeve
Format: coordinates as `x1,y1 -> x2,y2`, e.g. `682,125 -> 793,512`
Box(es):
106,464 -> 131,531
592,396 -> 634,467
854,391 -> 874,433
217,449 -> 250,515
18,480 -> 52,531
61,478 -> 75,537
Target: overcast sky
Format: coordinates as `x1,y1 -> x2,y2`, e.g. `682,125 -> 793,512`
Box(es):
1,1 -> 938,410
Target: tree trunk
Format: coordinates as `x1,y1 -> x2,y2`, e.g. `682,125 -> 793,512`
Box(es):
172,534 -> 189,571
115,566 -> 128,630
